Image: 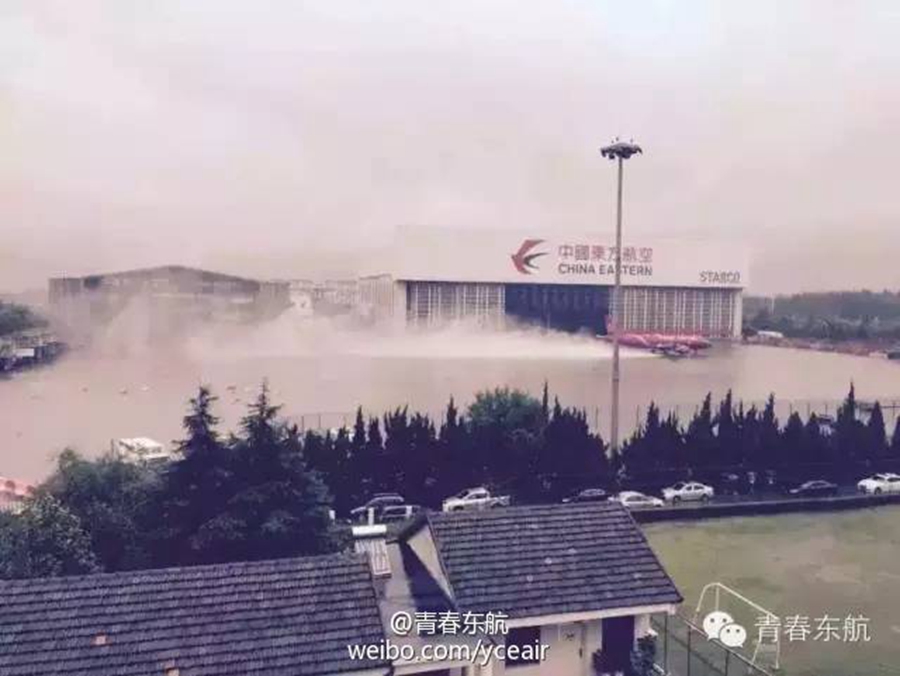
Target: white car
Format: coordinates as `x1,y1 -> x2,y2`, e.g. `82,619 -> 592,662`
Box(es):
662,481 -> 715,503
857,473 -> 900,495
442,487 -> 511,512
610,491 -> 664,509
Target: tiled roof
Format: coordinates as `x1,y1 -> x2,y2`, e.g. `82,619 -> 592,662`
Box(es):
0,553 -> 387,676
414,502 -> 682,619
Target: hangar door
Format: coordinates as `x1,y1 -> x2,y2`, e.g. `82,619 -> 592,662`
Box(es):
504,283 -> 609,334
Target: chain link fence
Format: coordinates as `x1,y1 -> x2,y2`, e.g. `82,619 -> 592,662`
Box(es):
651,613 -> 775,676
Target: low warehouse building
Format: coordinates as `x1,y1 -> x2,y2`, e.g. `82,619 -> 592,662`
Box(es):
48,265 -> 291,338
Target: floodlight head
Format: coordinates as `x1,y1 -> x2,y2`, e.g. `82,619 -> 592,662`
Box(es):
600,140 -> 643,160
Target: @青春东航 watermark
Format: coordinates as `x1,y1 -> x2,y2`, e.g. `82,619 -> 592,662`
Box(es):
347,611 -> 551,668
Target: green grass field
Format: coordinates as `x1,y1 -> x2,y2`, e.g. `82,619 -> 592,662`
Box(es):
644,506 -> 900,676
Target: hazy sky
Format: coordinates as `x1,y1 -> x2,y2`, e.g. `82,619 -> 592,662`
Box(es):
2,1 -> 899,294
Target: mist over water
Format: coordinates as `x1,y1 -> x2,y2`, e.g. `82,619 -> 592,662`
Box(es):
181,308 -> 638,362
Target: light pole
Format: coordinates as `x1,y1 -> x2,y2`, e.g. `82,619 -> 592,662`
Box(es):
600,138 -> 642,460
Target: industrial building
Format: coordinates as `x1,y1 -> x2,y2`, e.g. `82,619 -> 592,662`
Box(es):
49,266 -> 291,337
358,228 -> 748,337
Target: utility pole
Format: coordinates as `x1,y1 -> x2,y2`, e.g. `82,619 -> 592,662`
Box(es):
600,139 -> 642,458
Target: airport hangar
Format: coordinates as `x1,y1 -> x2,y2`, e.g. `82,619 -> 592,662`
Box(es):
358,229 -> 748,337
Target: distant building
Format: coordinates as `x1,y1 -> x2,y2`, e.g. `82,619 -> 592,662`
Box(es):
313,279 -> 359,315
48,265 -> 291,338
0,330 -> 65,372
0,476 -> 35,513
359,227 -> 748,337
111,437 -> 173,464
281,278 -> 359,316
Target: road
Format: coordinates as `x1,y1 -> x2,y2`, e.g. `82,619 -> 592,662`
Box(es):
626,485 -> 900,522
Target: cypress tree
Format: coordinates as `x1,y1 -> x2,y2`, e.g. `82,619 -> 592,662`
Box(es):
866,401 -> 887,460
890,416 -> 900,458
157,385 -> 232,565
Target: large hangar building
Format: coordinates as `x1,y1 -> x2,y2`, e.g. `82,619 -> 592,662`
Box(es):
359,229 -> 748,337
48,265 -> 291,339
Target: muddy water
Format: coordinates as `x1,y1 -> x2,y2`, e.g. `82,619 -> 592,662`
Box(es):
2,321 -> 899,481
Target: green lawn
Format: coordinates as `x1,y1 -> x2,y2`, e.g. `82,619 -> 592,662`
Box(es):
644,506 -> 900,676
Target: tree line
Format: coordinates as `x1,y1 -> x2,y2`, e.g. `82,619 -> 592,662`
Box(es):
0,302 -> 47,337
744,290 -> 900,341
305,383 -> 606,515
0,385 -> 337,578
619,385 -> 900,488
747,290 -> 900,322
1,382 -> 897,579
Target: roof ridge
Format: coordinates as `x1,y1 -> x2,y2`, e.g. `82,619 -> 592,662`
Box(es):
0,551 -> 363,588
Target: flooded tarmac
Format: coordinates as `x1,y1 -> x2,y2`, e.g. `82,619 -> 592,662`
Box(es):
2,320 -> 900,481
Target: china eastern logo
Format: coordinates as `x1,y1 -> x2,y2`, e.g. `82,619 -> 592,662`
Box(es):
511,239 -> 547,274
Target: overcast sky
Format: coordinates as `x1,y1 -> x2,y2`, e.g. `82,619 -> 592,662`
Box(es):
2,1 -> 899,294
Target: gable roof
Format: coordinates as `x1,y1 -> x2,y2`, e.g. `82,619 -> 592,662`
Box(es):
0,553 -> 387,676
401,502 -> 681,620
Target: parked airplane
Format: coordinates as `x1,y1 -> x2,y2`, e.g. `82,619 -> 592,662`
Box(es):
603,332 -> 713,353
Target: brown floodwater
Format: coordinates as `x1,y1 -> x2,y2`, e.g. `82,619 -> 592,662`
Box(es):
2,318 -> 899,482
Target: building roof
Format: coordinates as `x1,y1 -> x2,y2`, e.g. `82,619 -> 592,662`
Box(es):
401,502 -> 681,620
49,265 -> 262,286
0,475 -> 35,498
0,553 -> 388,676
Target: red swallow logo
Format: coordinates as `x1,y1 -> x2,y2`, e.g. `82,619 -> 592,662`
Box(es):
511,239 -> 547,274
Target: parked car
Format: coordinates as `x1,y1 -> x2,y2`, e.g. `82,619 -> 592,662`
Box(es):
789,480 -> 839,498
442,486 -> 511,512
380,504 -> 423,523
662,481 -> 715,503
718,472 -> 743,496
609,491 -> 664,509
350,493 -> 406,522
563,488 -> 609,503
857,473 -> 900,495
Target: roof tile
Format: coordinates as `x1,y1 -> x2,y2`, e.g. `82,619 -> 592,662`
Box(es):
0,553 -> 387,676
418,502 -> 681,619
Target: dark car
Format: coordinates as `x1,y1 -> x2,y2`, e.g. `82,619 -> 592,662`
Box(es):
789,480 -> 839,498
350,493 -> 405,521
717,472 -> 746,496
381,504 -> 422,523
563,488 -> 609,503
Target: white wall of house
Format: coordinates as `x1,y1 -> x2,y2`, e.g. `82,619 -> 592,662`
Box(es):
395,609 -> 670,676
484,612 -> 657,676
635,613 -> 652,640
485,619 -> 601,676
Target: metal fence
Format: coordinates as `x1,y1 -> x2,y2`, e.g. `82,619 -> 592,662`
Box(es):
651,614 -> 774,676
288,412 -> 355,434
